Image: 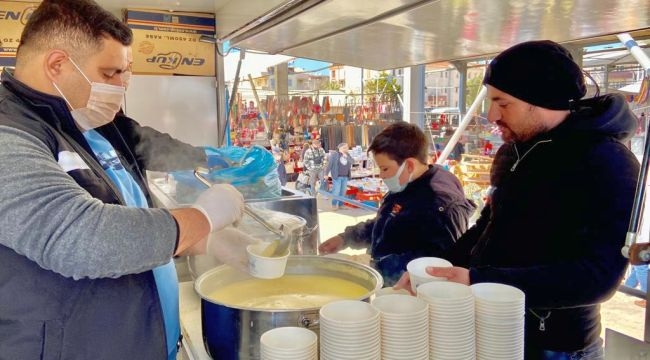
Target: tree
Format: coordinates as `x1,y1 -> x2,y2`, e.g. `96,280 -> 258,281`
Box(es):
465,75 -> 483,111
320,80 -> 342,91
364,72 -> 402,105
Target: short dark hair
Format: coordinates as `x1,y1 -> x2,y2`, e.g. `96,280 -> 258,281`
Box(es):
17,0 -> 132,63
368,122 -> 428,164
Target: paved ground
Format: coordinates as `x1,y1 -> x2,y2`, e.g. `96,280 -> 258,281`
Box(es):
307,185 -> 648,345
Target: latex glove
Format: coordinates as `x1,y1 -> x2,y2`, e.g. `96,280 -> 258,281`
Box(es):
192,184 -> 244,231
318,235 -> 345,255
207,227 -> 261,272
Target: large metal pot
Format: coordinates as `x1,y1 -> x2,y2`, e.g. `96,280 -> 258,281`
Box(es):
194,255 -> 383,359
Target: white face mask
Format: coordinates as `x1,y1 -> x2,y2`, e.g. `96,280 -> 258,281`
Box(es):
383,161 -> 412,193
52,58 -> 125,131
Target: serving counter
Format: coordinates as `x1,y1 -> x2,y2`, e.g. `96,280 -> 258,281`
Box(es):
179,281 -> 211,360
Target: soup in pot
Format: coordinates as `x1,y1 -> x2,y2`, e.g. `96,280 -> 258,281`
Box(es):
207,274 -> 369,310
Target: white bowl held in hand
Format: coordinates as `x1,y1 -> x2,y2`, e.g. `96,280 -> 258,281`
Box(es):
406,257 -> 452,292
247,243 -> 289,279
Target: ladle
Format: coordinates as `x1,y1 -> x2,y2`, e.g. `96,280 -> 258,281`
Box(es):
193,168 -> 290,257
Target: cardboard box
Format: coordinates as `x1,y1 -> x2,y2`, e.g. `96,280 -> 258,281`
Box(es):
125,9 -> 216,76
0,1 -> 40,67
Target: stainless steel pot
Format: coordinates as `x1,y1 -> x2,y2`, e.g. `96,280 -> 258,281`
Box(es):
194,255 -> 383,360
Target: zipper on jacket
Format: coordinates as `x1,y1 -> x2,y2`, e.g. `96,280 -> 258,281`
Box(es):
510,140 -> 553,172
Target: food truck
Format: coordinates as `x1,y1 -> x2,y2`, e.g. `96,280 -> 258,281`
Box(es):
1,0 -> 649,359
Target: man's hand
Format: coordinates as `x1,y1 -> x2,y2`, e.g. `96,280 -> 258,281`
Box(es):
393,266 -> 471,295
426,266 -> 470,285
192,184 -> 244,231
318,235 -> 345,254
206,227 -> 260,272
393,271 -> 415,295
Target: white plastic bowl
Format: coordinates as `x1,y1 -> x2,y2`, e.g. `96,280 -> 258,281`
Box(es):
246,243 -> 289,279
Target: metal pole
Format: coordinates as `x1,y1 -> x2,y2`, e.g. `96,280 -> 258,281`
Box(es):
228,49 -> 246,115
618,32 -> 650,258
617,33 -> 650,72
436,86 -> 487,164
615,32 -> 650,344
247,74 -> 270,136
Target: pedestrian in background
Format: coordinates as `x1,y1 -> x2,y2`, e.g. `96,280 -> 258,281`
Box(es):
326,142 -> 353,210
302,138 -> 327,195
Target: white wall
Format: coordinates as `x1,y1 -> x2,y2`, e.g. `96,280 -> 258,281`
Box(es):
124,75 -> 219,147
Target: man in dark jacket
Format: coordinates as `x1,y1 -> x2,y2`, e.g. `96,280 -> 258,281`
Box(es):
0,1 -> 247,359
319,122 -> 476,285
397,40 -> 640,359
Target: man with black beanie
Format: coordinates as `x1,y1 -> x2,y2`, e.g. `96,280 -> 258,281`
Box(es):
397,40 -> 640,359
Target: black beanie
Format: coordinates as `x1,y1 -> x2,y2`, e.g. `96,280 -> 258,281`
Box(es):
483,40 -> 587,110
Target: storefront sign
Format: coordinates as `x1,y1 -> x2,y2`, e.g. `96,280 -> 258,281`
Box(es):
0,1 -> 39,69
125,9 -> 216,76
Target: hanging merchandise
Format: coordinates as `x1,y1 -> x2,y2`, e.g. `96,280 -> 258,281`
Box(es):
267,95 -> 275,119
323,96 -> 331,113
635,78 -> 649,105
335,99 -> 345,122
291,96 -> 300,116
312,98 -> 321,115
310,95 -> 320,127
309,112 -> 319,127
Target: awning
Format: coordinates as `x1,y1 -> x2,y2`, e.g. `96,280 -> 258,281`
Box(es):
618,82 -> 642,94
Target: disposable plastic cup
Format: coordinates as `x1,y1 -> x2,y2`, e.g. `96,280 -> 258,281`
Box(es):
320,329 -> 379,343
246,243 -> 289,279
417,281 -> 473,301
260,327 -> 317,358
320,335 -> 380,348
375,286 -> 412,297
382,346 -> 429,358
471,282 -> 525,304
372,294 -> 428,315
382,321 -> 428,331
407,257 -> 452,292
320,300 -> 380,323
262,348 -> 317,360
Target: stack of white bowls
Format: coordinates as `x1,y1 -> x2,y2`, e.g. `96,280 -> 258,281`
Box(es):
471,283 -> 525,360
371,294 -> 429,360
417,281 -> 476,360
259,327 -> 318,360
319,300 -> 381,360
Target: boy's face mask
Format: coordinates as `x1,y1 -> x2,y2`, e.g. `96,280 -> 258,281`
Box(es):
384,161 -> 412,193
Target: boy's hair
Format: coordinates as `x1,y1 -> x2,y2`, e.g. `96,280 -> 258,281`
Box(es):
368,122 -> 428,164
17,0 -> 132,64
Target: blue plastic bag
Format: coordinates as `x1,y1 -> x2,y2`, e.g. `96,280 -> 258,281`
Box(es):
171,145 -> 281,203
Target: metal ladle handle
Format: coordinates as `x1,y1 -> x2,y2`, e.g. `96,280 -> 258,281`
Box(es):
193,168 -> 284,238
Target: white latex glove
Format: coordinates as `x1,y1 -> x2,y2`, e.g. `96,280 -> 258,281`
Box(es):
207,227 -> 261,272
192,184 -> 244,231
